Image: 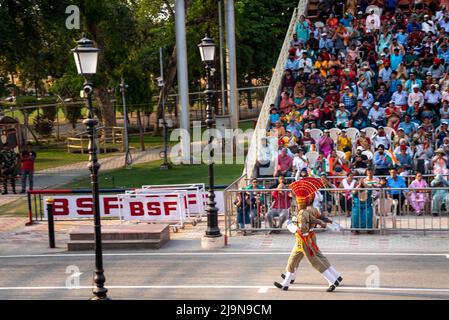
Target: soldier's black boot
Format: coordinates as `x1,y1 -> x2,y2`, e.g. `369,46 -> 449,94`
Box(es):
2,183 -> 7,195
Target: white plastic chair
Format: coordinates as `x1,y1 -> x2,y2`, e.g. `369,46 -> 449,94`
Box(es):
305,151 -> 319,169
346,128 -> 360,153
373,198 -> 397,229
364,127 -> 378,139
329,128 -> 341,145
309,129 -> 323,144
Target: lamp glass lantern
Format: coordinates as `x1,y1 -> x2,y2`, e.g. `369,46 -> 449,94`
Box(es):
72,35 -> 100,76
198,35 -> 216,64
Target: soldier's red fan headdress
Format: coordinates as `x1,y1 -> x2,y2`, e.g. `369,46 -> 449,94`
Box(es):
289,178 -> 324,205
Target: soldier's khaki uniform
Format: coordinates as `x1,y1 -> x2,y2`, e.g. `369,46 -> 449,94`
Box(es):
285,207 -> 331,274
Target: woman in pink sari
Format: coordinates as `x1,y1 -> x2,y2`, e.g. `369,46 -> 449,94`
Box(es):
408,172 -> 429,216
318,129 -> 334,158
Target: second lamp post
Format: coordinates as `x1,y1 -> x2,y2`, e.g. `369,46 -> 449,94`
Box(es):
198,35 -> 221,238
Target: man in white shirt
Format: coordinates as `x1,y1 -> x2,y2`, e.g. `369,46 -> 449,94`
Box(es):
368,102 -> 386,128
408,84 -> 424,109
293,149 -> 308,181
425,84 -> 442,108
422,15 -> 436,34
366,9 -> 380,31
372,126 -> 392,150
298,51 -> 313,75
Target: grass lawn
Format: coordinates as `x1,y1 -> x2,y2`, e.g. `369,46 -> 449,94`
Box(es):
34,145 -> 119,171
65,160 -> 244,189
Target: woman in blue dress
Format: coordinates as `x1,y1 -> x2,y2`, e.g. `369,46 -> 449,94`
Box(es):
295,15 -> 309,43
351,177 -> 373,233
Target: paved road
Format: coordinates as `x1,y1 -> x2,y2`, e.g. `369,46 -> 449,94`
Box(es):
0,251 -> 448,300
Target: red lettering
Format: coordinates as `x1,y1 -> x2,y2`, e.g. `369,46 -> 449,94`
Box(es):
76,198 -> 93,215
52,199 -> 69,216
147,202 -> 162,216
164,202 -> 178,216
129,202 -> 144,216
103,197 -> 119,215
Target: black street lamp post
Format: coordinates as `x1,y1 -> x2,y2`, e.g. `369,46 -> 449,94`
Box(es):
198,35 -> 221,238
72,34 -> 109,300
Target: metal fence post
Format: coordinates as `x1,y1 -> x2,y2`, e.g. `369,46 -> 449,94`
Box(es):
46,198 -> 56,248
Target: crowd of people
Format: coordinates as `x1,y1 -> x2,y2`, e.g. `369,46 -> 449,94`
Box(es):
243,1 -> 449,234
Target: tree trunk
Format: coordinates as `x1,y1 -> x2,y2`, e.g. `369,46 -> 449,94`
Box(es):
95,87 -> 116,128
136,110 -> 145,151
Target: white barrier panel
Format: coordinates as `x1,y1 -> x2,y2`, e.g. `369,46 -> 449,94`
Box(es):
203,191 -> 225,214
141,184 -> 205,216
43,195 -> 122,218
118,194 -> 186,224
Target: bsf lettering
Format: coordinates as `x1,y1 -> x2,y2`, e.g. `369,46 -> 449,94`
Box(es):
129,201 -> 178,216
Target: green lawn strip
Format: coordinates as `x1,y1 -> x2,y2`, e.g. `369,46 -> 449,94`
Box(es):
0,198 -> 29,217
64,160 -> 244,189
34,145 -> 119,171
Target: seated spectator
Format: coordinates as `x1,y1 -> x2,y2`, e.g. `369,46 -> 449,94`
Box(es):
351,101 -> 369,129
386,168 -> 407,216
372,127 -> 392,149
414,138 -> 434,174
299,128 -> 316,153
368,102 -> 386,128
407,172 -> 429,216
356,129 -> 371,151
431,148 -> 449,175
385,101 -> 402,129
393,129 -> 411,150
395,145 -> 413,175
398,114 -> 417,137
337,129 -> 353,161
318,129 -> 334,158
269,107 -> 280,128
256,137 -> 274,176
266,176 -> 292,233
431,174 -> 449,216
374,144 -> 393,176
352,146 -> 371,175
274,148 -> 293,177
335,103 -> 351,128
328,149 -> 350,177
302,102 -> 320,126
292,149 -> 308,181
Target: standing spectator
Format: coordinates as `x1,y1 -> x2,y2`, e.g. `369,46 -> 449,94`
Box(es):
0,146 -> 18,195
431,148 -> 449,175
351,176 -> 374,233
430,174 -> 449,216
20,142 -> 36,193
340,172 -> 356,216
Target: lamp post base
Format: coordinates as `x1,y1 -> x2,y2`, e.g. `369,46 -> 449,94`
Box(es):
201,234 -> 225,250
90,296 -> 111,301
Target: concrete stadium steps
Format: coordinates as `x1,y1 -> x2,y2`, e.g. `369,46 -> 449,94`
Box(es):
307,0 -> 319,19
67,224 -> 170,251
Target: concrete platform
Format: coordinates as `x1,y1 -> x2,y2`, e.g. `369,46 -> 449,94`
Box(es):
67,223 -> 170,251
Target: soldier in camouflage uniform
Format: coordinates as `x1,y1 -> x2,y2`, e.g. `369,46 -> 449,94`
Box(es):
0,146 -> 18,195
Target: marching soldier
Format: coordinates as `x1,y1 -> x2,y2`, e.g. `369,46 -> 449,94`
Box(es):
0,146 -> 18,195
274,179 -> 342,292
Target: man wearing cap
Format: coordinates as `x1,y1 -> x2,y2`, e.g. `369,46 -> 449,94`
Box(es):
340,86 -> 357,112
407,84 -> 424,112
274,180 -> 342,292
368,102 -> 386,128
299,129 -> 316,153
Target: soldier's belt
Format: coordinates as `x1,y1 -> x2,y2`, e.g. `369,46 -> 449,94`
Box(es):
296,230 -> 319,257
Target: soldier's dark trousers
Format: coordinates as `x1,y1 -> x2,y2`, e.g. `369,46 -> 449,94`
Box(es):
2,177 -> 16,194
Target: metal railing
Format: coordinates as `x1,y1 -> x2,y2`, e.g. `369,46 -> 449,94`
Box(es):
245,0 -> 308,180
224,186 -> 449,236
